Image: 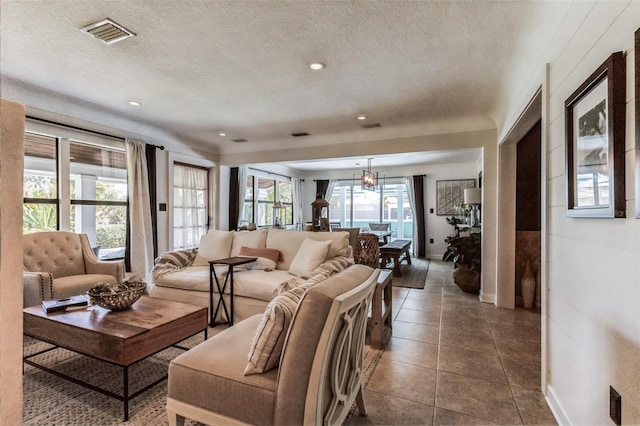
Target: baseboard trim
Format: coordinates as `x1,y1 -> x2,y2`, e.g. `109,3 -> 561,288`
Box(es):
479,290 -> 495,304
546,385 -> 571,425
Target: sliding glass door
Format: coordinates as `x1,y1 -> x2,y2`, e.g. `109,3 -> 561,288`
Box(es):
328,179 -> 413,243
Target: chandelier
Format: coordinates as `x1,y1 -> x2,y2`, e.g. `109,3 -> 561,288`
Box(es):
361,158 -> 378,191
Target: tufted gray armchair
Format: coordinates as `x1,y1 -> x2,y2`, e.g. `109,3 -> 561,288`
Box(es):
23,231 -> 125,307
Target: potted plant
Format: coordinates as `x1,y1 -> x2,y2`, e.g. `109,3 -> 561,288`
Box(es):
442,232 -> 481,293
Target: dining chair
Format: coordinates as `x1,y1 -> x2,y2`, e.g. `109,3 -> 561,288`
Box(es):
368,223 -> 390,244
354,233 -> 380,268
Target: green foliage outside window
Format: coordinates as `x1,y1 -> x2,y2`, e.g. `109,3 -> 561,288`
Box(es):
96,224 -> 126,249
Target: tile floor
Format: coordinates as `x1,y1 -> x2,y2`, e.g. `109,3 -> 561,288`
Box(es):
348,260 -> 557,426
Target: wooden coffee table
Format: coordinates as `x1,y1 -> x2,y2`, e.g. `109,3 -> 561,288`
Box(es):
23,296 -> 207,421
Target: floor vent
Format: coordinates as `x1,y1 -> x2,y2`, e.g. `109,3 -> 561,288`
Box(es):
291,132 -> 310,137
362,123 -> 381,129
232,138 -> 248,143
80,19 -> 136,45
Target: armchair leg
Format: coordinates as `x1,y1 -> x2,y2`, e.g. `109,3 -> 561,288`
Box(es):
355,385 -> 367,416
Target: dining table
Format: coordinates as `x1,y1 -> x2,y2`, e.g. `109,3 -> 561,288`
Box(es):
365,229 -> 392,245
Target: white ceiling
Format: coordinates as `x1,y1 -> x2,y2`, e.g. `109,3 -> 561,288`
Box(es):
277,149 -> 482,172
1,1 -> 568,167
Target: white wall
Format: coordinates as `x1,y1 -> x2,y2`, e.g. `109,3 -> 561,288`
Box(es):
0,100 -> 26,425
499,2 -> 640,424
424,164 -> 481,259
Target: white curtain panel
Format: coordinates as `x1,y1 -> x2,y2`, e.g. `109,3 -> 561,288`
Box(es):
326,179 -> 337,201
125,139 -> 154,280
404,176 -> 418,256
237,166 -> 248,226
292,177 -> 303,230
174,164 -> 208,248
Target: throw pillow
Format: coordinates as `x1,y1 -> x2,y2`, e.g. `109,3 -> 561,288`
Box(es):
288,238 -> 332,278
244,283 -> 310,375
230,229 -> 268,256
192,230 -> 234,266
238,246 -> 281,271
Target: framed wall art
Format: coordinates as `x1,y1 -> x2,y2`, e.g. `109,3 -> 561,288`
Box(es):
565,51 -> 626,218
436,179 -> 475,215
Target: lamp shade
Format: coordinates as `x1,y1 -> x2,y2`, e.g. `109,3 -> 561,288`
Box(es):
464,188 -> 481,205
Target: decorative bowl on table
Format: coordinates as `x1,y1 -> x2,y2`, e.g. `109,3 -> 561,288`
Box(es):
87,281 -> 146,311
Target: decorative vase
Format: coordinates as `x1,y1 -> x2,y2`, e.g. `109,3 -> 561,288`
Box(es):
521,259 -> 536,309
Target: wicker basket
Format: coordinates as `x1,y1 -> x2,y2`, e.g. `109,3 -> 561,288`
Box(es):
87,281 -> 146,311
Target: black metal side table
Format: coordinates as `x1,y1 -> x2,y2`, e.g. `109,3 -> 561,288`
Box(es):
208,256 -> 256,326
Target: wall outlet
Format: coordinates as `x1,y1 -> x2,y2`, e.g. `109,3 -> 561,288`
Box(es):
610,386 -> 621,425
429,238 -> 434,244
429,208 -> 434,214
159,203 -> 167,212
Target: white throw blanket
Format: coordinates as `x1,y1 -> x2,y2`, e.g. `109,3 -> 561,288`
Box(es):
150,248 -> 198,279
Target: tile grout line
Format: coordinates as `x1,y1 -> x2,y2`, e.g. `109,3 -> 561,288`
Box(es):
431,271 -> 445,426
484,304 -> 527,425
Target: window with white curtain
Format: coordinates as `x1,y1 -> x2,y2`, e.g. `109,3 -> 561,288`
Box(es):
173,163 -> 208,250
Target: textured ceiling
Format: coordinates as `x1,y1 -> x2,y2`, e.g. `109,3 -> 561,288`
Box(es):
1,0 -> 569,162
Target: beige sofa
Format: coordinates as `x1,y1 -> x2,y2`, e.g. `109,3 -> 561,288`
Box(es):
167,264 -> 379,425
23,231 -> 126,307
149,228 -> 352,322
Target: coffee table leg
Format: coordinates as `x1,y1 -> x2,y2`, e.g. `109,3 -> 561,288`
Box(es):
123,365 -> 129,421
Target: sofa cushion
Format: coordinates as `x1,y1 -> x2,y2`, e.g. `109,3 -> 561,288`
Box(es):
192,230 -> 234,266
151,266 -> 222,292
234,270 -> 293,302
244,283 -> 311,375
266,229 -> 349,270
23,232 -> 86,278
288,238 -> 332,278
238,246 -> 280,271
230,229 -> 269,257
53,274 -> 117,300
169,315 -> 278,424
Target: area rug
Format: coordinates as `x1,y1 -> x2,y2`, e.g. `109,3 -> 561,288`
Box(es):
390,257 -> 430,289
23,327 -> 383,425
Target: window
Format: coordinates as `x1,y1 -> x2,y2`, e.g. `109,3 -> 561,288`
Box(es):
278,181 -> 293,225
173,163 -> 209,250
256,177 -> 275,227
240,170 -> 293,228
329,180 -> 414,241
23,127 -> 128,260
24,132 -> 58,232
241,175 -> 255,224
69,141 -> 128,260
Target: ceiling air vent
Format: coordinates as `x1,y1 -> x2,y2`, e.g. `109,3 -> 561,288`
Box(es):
362,123 -> 381,129
232,138 -> 248,143
80,19 -> 136,45
291,132 -> 310,137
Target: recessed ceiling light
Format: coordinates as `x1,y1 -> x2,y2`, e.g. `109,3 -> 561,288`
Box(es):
309,62 -> 325,71
357,115 -> 367,120
219,132 -> 227,136
128,101 -> 141,106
